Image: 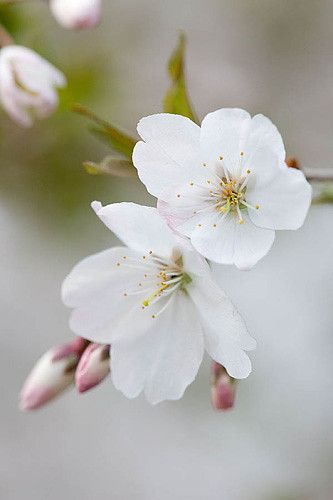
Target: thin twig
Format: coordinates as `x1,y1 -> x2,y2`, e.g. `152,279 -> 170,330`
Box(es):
303,168 -> 333,182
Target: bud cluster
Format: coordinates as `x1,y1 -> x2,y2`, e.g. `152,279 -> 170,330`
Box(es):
19,338 -> 110,411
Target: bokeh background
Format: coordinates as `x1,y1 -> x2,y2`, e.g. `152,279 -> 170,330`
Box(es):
1,1 -> 333,499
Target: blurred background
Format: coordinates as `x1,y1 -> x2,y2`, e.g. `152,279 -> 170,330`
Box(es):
0,1 -> 333,499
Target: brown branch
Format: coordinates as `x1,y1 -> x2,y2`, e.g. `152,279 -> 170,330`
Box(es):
286,158 -> 333,182
303,168 -> 333,182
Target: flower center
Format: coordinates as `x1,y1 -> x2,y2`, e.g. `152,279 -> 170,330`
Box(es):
118,251 -> 191,319
212,155 -> 260,224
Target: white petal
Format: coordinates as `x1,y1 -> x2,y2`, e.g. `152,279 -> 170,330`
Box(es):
247,166 -> 312,230
62,247 -> 140,307
133,113 -> 203,200
62,247 -> 147,343
111,291 -> 204,404
243,113 -> 286,167
190,212 -> 275,269
92,202 -> 177,257
181,245 -> 212,277
158,181 -> 220,238
188,276 -> 256,351
188,277 -> 255,379
200,108 -> 251,177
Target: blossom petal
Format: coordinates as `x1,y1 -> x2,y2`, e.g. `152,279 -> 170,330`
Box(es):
247,166 -> 312,230
190,212 -> 275,269
62,247 -> 140,307
92,202 -> 177,257
111,292 -> 204,404
188,277 -> 255,379
188,276 -> 256,351
200,108 -> 251,177
243,113 -> 286,168
133,113 -> 202,200
62,247 -> 146,343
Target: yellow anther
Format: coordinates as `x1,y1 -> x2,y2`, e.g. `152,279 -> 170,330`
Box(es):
203,162 -> 207,167
238,219 -> 245,225
219,156 -> 223,160
190,182 -> 194,186
142,284 -> 168,308
256,204 -> 260,210
213,224 -> 217,228
246,169 -> 251,174
151,315 -> 156,319
240,151 -> 244,156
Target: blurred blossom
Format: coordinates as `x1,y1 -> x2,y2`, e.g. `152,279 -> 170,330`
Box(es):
0,45 -> 66,127
75,343 -> 110,393
50,0 -> 102,30
211,361 -> 236,411
19,337 -> 87,411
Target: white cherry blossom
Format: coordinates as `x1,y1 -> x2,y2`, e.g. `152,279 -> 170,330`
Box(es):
133,108 -> 312,269
0,45 -> 66,127
62,202 -> 256,404
50,0 -> 102,30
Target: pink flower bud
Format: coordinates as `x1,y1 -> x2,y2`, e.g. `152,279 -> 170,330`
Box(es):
211,361 -> 236,411
50,0 -> 102,30
75,343 -> 110,393
19,337 -> 88,411
0,45 -> 66,127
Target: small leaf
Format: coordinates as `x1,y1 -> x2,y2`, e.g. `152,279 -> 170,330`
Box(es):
83,156 -> 137,178
163,33 -> 199,123
72,104 -> 137,160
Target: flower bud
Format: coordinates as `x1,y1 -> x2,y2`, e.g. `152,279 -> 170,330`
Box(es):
211,361 -> 236,411
50,0 -> 102,30
0,45 -> 66,127
75,343 -> 110,393
19,337 -> 88,411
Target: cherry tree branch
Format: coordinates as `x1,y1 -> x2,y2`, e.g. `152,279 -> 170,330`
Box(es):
304,168 -> 333,182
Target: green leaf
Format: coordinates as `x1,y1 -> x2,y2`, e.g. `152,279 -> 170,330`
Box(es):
83,156 -> 137,178
163,33 -> 198,123
72,104 -> 137,160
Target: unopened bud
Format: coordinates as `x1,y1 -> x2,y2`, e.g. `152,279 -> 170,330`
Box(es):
75,343 -> 110,393
19,337 -> 88,411
50,0 -> 102,30
211,361 -> 236,411
0,45 -> 66,127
